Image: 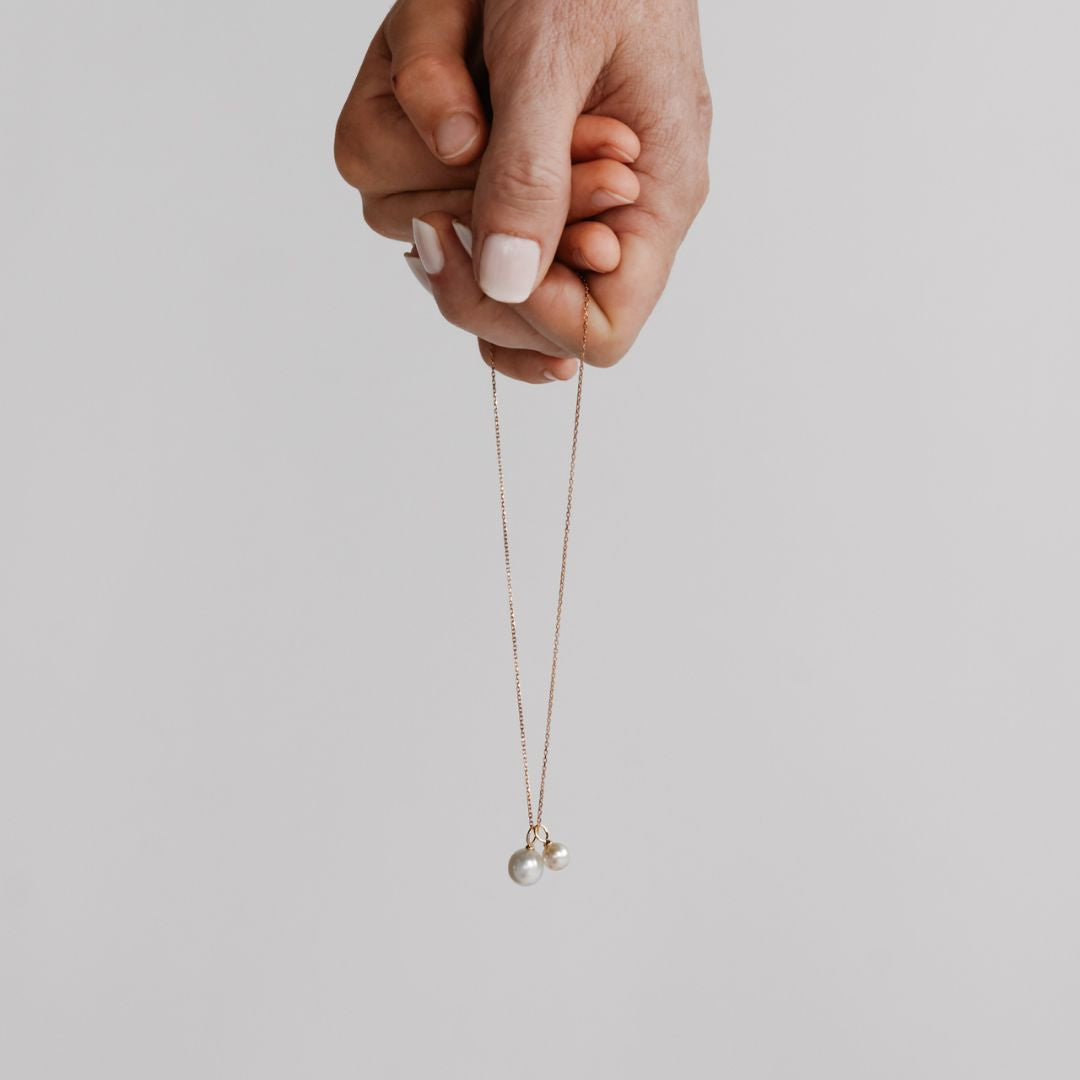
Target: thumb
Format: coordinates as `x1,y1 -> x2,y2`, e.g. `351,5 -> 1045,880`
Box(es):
471,62 -> 593,304
385,0 -> 488,165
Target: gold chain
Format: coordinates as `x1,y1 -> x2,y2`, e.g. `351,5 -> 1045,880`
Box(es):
488,281 -> 589,829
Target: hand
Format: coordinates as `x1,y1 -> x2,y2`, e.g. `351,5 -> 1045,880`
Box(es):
336,0 -> 711,379
401,114 -> 641,281
335,12 -> 643,277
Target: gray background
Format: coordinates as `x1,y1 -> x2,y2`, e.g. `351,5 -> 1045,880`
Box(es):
2,1 -> 1078,1076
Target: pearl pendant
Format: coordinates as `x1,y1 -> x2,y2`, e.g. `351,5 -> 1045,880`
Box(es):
508,825 -> 570,885
542,840 -> 569,871
507,846 -> 544,886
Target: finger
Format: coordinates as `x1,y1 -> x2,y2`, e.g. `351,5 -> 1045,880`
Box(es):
338,91 -> 481,195
501,205 -> 671,365
384,0 -> 488,165
361,187 -> 473,241
335,30 -> 395,190
450,214 -> 622,279
567,160 -> 640,223
417,209 -> 621,364
403,250 -> 433,294
479,340 -> 580,385
570,115 -> 641,165
412,213 -> 570,354
470,43 -> 596,303
513,111 -> 711,367
337,103 -> 634,201
556,221 -> 621,273
336,29 -> 483,195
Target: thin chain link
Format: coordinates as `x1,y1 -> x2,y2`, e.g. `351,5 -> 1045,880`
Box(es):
488,280 -> 589,829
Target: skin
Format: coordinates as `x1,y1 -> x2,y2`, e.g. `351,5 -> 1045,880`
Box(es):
336,0 -> 711,383
407,116 -> 642,276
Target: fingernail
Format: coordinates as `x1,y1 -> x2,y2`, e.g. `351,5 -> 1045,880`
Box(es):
542,360 -> 578,381
598,142 -> 636,164
478,234 -> 541,304
434,112 -> 480,160
571,247 -> 604,273
452,220 -> 473,256
412,218 -> 444,274
403,252 -> 433,294
590,188 -> 635,211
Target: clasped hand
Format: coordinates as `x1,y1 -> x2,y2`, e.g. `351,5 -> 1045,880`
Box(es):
336,0 -> 711,383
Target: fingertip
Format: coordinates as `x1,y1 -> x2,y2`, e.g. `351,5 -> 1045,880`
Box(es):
403,250 -> 434,293
570,115 -> 642,165
411,212 -> 476,287
433,111 -> 486,163
558,221 -> 621,274
568,160 -> 641,222
451,219 -> 474,256
412,217 -> 445,275
542,357 -> 581,382
477,234 -> 542,304
597,142 -> 638,164
480,341 -> 581,385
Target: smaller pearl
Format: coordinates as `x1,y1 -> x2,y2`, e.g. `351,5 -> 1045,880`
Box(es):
542,841 -> 569,871
508,846 -> 544,886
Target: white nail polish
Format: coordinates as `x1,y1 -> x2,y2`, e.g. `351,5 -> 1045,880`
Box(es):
478,234 -> 541,304
403,253 -> 433,294
452,220 -> 473,256
412,218 -> 444,275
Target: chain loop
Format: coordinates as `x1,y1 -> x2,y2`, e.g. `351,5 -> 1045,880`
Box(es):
525,823 -> 550,849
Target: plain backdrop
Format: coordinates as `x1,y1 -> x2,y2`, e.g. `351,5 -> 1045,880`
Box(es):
2,1 -> 1079,1077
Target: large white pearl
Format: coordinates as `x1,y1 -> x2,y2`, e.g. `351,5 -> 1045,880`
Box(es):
542,840 -> 570,871
507,846 -> 544,886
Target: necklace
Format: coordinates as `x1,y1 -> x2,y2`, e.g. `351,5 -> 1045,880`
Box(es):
489,281 -> 589,886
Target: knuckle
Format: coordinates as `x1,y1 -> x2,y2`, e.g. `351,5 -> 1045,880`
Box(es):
691,163 -> 710,216
360,194 -> 395,239
432,290 -> 474,332
589,324 -> 636,368
391,52 -> 456,107
697,83 -> 714,134
487,152 -> 566,211
484,1 -> 580,70
334,110 -> 378,192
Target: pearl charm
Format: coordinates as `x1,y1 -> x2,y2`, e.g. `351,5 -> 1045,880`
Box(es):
542,840 -> 569,871
507,846 -> 545,886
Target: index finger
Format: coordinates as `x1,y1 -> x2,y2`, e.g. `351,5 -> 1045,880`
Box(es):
384,0 -> 489,165
510,206 -> 675,366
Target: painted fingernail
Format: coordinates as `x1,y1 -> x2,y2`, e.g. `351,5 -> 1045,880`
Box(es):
452,220 -> 473,256
434,112 -> 480,160
590,188 -> 636,211
412,218 -> 444,275
478,234 -> 541,304
403,252 -> 433,294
